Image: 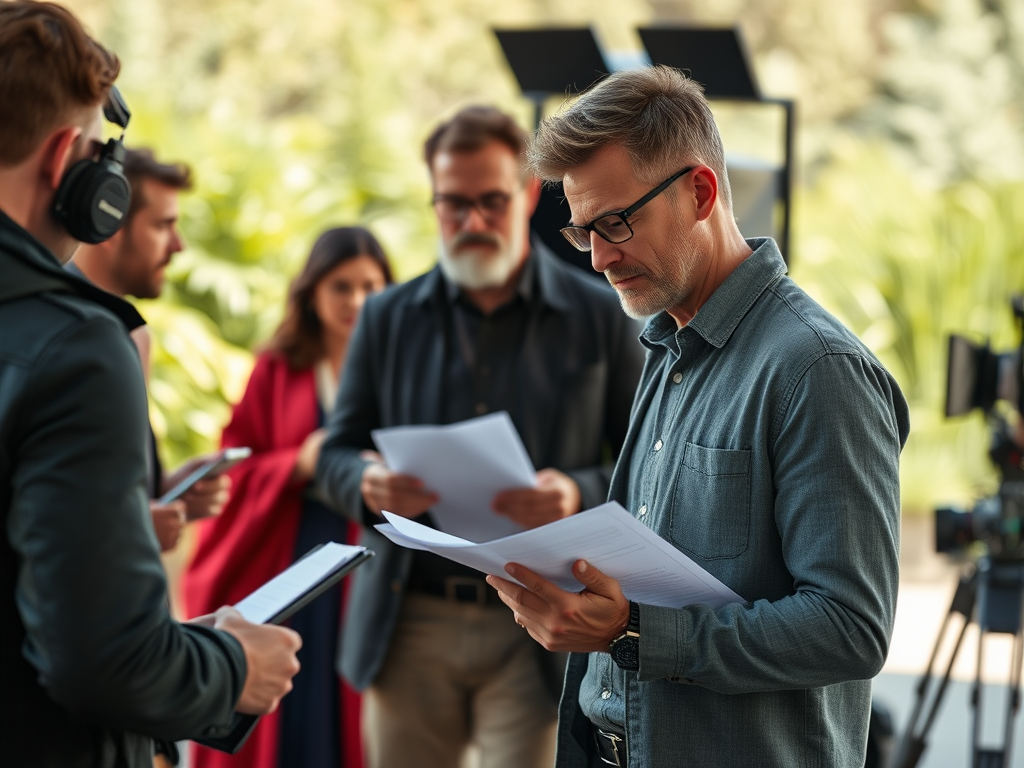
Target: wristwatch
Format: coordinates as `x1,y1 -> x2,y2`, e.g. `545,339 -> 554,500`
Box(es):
609,601 -> 640,671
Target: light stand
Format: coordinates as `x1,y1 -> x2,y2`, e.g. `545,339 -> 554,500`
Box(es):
493,27 -> 611,273
493,28 -> 609,130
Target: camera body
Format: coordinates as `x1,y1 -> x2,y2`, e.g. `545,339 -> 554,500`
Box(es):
935,484 -> 1024,561
936,296 -> 1024,561
944,295 -> 1024,418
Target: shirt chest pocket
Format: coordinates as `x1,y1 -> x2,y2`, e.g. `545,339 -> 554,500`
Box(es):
669,442 -> 751,560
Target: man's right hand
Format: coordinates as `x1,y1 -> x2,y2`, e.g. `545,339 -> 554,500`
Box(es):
360,461 -> 439,518
209,606 -> 302,715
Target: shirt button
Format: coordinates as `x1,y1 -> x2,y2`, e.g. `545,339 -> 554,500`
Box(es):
672,372 -> 683,384
601,689 -> 611,700
475,403 -> 487,415
654,439 -> 663,451
638,504 -> 648,517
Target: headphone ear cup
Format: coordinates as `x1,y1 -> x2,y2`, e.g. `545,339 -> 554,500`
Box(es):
52,156 -> 131,244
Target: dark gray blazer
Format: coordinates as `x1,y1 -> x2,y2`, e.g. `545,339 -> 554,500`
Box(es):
316,245 -> 645,693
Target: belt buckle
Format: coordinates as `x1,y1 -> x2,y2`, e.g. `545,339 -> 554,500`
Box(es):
443,576 -> 488,606
595,727 -> 625,766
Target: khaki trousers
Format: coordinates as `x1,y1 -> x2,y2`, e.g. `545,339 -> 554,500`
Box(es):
363,593 -> 557,768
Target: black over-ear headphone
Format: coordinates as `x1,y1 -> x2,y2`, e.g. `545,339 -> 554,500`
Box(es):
51,86 -> 132,245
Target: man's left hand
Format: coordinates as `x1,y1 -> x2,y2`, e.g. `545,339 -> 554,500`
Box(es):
492,468 -> 581,529
486,560 -> 630,653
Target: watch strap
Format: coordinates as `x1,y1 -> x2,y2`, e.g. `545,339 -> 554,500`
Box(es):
627,600 -> 640,631
609,601 -> 641,671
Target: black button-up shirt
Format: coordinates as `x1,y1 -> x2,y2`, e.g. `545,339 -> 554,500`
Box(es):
411,257 -> 537,584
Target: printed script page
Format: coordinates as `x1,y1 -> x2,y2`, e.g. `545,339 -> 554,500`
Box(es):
371,412 -> 536,542
377,502 -> 744,610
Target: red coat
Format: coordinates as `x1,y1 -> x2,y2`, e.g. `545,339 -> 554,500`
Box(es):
183,352 -> 362,768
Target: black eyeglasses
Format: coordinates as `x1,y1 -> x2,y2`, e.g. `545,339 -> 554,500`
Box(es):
560,166 -> 696,252
432,191 -> 513,224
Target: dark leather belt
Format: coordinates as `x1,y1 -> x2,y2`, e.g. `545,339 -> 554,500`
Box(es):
407,575 -> 503,606
592,722 -> 627,766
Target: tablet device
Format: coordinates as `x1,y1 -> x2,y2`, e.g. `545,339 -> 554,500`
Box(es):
191,543 -> 374,754
157,447 -> 252,506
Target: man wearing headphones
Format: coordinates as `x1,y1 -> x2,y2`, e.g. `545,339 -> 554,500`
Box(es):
72,148 -> 230,553
0,3 -> 301,766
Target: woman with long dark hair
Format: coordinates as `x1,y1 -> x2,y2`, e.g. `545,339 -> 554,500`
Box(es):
184,227 -> 392,768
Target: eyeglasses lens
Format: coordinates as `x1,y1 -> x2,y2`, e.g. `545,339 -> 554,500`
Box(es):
434,192 -> 510,223
560,214 -> 634,253
477,193 -> 509,216
560,227 -> 592,252
593,215 -> 632,243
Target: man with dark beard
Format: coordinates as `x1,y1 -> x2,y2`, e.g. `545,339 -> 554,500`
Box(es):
316,105 -> 645,768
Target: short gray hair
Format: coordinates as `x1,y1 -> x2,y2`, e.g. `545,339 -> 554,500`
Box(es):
529,65 -> 732,210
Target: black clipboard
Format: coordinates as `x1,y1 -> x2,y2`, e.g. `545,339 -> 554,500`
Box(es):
192,543 -> 374,754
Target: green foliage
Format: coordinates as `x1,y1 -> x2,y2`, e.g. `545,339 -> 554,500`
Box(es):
860,0 -> 1024,185
792,139 -> 1024,514
139,301 -> 254,468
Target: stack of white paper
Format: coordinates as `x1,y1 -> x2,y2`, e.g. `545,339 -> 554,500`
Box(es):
376,502 -> 744,610
371,412 -> 536,542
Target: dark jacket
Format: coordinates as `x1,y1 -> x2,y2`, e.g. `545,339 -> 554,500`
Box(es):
316,246 -> 646,693
0,209 -> 246,768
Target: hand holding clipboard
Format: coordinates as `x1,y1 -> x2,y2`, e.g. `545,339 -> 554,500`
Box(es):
192,542 -> 374,753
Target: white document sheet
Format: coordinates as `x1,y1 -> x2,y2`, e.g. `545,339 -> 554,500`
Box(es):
233,542 -> 367,624
371,412 -> 537,542
376,502 -> 745,610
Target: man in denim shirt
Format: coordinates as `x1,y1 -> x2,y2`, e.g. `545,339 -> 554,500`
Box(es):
486,66 -> 910,767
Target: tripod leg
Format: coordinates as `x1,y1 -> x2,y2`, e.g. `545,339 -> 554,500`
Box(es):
1002,627 -> 1023,766
890,572 -> 977,768
971,611 -> 987,768
970,628 -> 1022,768
971,560 -> 1024,768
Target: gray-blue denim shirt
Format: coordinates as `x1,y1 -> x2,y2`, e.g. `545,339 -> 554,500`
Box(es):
561,238 -> 910,768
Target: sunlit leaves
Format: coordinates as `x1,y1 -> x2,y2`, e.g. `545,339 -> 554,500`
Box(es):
792,141 -> 1024,514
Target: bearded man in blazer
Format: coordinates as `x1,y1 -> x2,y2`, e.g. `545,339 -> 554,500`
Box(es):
316,105 -> 645,768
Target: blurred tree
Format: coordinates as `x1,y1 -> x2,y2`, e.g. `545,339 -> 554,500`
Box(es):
858,0 -> 1024,185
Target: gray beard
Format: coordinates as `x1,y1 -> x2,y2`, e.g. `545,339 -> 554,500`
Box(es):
438,236 -> 522,290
